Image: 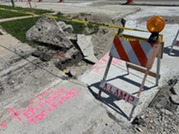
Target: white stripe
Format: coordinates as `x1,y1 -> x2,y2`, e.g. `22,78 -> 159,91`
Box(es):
110,44 -> 120,59
139,41 -> 153,60
119,38 -> 141,66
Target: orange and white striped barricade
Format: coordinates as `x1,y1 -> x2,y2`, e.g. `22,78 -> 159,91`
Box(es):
170,29 -> 179,54
98,34 -> 163,120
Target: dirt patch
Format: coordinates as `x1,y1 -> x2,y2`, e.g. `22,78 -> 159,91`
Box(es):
29,13 -> 122,77
132,77 -> 179,134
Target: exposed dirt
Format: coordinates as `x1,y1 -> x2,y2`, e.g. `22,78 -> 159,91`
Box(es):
29,13 -> 121,77
132,77 -> 179,134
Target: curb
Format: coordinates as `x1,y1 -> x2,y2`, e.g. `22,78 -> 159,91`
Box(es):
121,2 -> 179,6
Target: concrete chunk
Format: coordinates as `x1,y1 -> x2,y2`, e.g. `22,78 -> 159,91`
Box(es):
26,16 -> 73,49
57,21 -> 74,33
77,34 -> 98,63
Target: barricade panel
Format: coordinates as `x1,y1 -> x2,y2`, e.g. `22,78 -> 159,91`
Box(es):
110,36 -> 160,68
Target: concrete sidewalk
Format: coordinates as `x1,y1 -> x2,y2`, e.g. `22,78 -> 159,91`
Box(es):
0,79 -> 134,134
0,2 -> 140,17
119,0 -> 179,6
0,15 -> 39,23
2,0 -> 178,7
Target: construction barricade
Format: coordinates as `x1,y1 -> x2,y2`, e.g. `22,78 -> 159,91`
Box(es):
98,31 -> 164,120
170,29 -> 179,54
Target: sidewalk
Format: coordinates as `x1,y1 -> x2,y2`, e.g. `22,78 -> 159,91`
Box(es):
0,15 -> 39,22
0,2 -> 140,17
0,79 -> 134,134
122,1 -> 179,6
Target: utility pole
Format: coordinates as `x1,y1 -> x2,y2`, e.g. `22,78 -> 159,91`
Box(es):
11,0 -> 15,7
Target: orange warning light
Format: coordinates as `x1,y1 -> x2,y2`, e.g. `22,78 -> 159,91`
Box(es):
147,16 -> 165,33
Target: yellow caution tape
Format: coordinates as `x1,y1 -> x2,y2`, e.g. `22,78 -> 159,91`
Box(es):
0,7 -> 165,43
119,34 -> 163,43
0,8 -> 5,10
54,17 -> 148,32
0,7 -> 149,33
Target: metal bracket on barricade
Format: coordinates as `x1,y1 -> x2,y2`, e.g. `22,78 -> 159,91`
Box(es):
170,29 -> 179,54
98,33 -> 163,120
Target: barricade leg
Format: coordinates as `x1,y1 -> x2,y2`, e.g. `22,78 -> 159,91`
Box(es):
156,45 -> 161,86
137,69 -> 150,97
170,30 -> 179,54
126,62 -> 129,74
129,105 -> 136,120
98,56 -> 113,98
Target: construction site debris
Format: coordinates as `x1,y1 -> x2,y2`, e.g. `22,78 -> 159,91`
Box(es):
54,46 -> 83,70
26,16 -> 73,49
58,21 -> 74,33
132,78 -> 179,134
77,34 -> 98,63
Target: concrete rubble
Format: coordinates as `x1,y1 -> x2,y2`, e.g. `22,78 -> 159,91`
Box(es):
26,16 -> 73,49
77,34 -> 98,63
26,17 -> 98,71
132,79 -> 179,134
58,21 -> 74,33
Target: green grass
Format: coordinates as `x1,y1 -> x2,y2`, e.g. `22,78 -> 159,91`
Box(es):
0,10 -> 26,19
0,5 -> 52,19
0,11 -> 99,45
0,17 -> 39,42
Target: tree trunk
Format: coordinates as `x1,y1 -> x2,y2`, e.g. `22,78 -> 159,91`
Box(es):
11,0 -> 15,7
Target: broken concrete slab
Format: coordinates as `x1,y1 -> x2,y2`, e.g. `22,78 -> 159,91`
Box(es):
26,16 -> 73,49
77,34 -> 98,63
58,21 -> 74,33
51,46 -> 82,70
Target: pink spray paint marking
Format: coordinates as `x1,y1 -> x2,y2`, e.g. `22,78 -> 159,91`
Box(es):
91,53 -> 122,73
0,122 -> 8,128
0,88 -> 80,128
8,108 -> 22,121
55,53 -> 65,58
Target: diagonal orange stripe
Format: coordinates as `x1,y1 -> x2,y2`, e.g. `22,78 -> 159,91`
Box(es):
129,41 -> 148,67
113,36 -> 130,62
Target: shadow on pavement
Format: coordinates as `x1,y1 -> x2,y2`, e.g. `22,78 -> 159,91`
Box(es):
164,46 -> 179,57
87,73 -> 156,120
